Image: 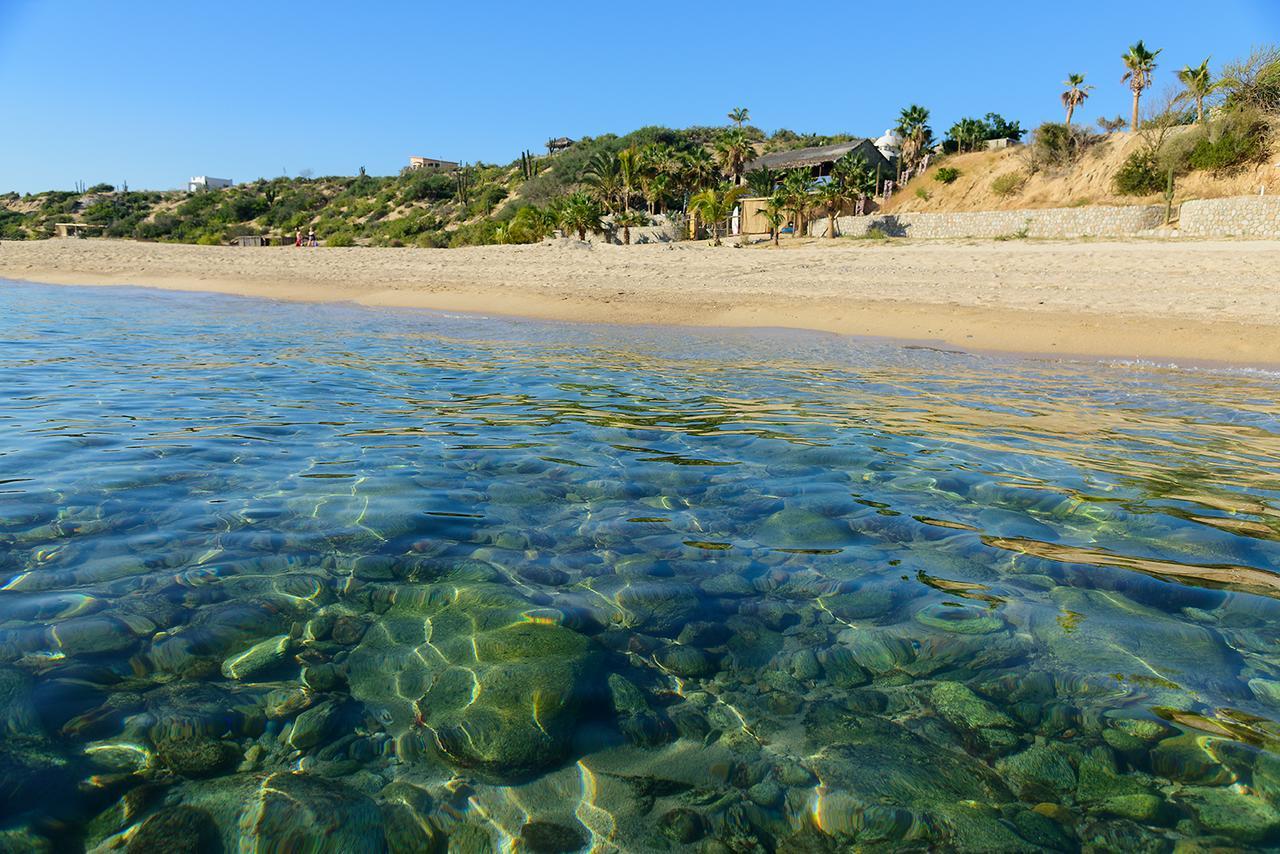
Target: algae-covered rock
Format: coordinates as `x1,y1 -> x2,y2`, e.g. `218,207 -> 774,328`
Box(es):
995,744 -> 1077,802
518,820 -> 589,853
914,602 -> 1006,635
0,667 -> 43,737
754,508 -> 854,550
1150,734 -> 1235,785
656,644 -> 715,678
420,621 -> 596,780
177,771 -> 387,853
607,673 -> 672,747
1180,786 -> 1280,844
125,806 -> 220,853
155,734 -> 236,777
221,634 -> 292,681
931,681 -> 1014,731
1094,794 -> 1165,823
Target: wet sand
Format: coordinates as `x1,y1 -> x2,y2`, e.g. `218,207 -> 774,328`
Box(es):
3,237 -> 1279,366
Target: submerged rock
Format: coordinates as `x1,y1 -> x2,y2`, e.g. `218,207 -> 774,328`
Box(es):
176,771 -> 387,853
995,744 -> 1076,802
754,508 -> 854,550
221,634 -> 292,681
931,681 -> 1014,731
1179,786 -> 1280,844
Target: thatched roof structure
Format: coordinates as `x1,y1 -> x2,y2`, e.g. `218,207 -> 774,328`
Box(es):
746,139 -> 893,174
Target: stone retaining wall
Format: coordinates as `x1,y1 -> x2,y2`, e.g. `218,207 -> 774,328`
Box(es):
1178,195 -> 1280,238
813,204 -> 1167,239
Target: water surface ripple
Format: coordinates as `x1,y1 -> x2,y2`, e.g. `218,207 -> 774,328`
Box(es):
2,281 -> 1280,851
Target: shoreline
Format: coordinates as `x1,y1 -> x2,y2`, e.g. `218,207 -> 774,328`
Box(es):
3,238 -> 1280,367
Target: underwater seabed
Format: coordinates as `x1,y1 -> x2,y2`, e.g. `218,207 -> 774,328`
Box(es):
2,280 -> 1280,851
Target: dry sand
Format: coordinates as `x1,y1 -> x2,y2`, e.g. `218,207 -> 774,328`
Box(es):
3,237 -> 1279,366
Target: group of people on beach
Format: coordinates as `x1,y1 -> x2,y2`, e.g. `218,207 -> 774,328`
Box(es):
294,228 -> 317,247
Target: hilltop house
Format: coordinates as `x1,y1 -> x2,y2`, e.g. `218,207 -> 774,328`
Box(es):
408,156 -> 460,172
546,137 -> 575,154
188,176 -> 232,193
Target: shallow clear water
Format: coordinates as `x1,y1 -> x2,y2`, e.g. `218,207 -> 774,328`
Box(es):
3,280 -> 1280,851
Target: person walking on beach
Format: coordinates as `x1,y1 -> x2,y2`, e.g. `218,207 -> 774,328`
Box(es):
294,228 -> 302,247
307,228 -> 317,247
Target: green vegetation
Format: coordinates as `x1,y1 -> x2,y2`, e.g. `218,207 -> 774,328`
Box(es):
1028,122 -> 1100,171
991,172 -> 1028,197
944,113 -> 1025,153
934,167 -> 962,184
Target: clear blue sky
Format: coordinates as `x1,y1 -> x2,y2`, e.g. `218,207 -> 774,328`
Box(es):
1,1 -> 1275,193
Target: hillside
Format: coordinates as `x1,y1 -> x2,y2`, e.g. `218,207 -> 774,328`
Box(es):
0,124 -> 858,248
884,124 -> 1279,215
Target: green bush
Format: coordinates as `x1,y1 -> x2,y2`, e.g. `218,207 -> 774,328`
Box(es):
934,167 -> 961,184
1029,122 -> 1098,170
1187,112 -> 1270,174
87,183 -> 115,194
195,233 -> 222,246
990,172 -> 1027,197
915,187 -> 931,201
1112,149 -> 1165,195
325,231 -> 355,247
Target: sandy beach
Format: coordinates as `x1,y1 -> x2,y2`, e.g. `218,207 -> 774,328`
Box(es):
3,237 -> 1279,365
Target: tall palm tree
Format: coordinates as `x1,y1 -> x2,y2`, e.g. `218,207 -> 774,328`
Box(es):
833,152 -> 876,201
679,148 -> 720,201
757,193 -> 787,246
582,151 -> 623,213
728,107 -> 750,128
617,147 -> 642,212
1061,73 -> 1094,127
894,105 -> 933,172
714,129 -> 754,186
745,167 -> 778,197
559,192 -> 604,241
780,170 -> 813,240
1121,40 -> 1162,131
1176,58 -> 1214,123
688,185 -> 747,246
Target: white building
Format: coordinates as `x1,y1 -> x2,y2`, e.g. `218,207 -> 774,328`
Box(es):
407,156 -> 459,172
188,176 -> 233,193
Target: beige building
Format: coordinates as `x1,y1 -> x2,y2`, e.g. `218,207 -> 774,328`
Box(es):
408,156 -> 460,172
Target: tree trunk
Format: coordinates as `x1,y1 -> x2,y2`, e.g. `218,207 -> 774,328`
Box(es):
1196,98 -> 1204,123
1131,89 -> 1141,132
827,210 -> 837,238
1065,103 -> 1074,127
577,227 -> 586,241
623,224 -> 631,245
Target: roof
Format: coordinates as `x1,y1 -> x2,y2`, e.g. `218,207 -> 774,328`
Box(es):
746,140 -> 877,172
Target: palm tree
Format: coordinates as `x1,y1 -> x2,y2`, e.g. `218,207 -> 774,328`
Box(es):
559,192 -> 604,241
582,152 -> 623,214
745,167 -> 778,197
1061,73 -> 1094,127
780,170 -> 813,240
948,117 -> 988,153
833,152 -> 876,202
894,105 -> 933,172
1122,40 -> 1162,131
714,129 -> 754,186
613,209 -> 650,246
1176,58 -> 1214,123
688,185 -> 747,246
617,147 -> 642,212
757,193 -> 787,246
728,107 -> 750,128
815,181 -> 853,239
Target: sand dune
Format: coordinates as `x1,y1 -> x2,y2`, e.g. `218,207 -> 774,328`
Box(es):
3,237 -> 1279,366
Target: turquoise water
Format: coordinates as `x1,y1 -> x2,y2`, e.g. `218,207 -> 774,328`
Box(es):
3,280 -> 1280,852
